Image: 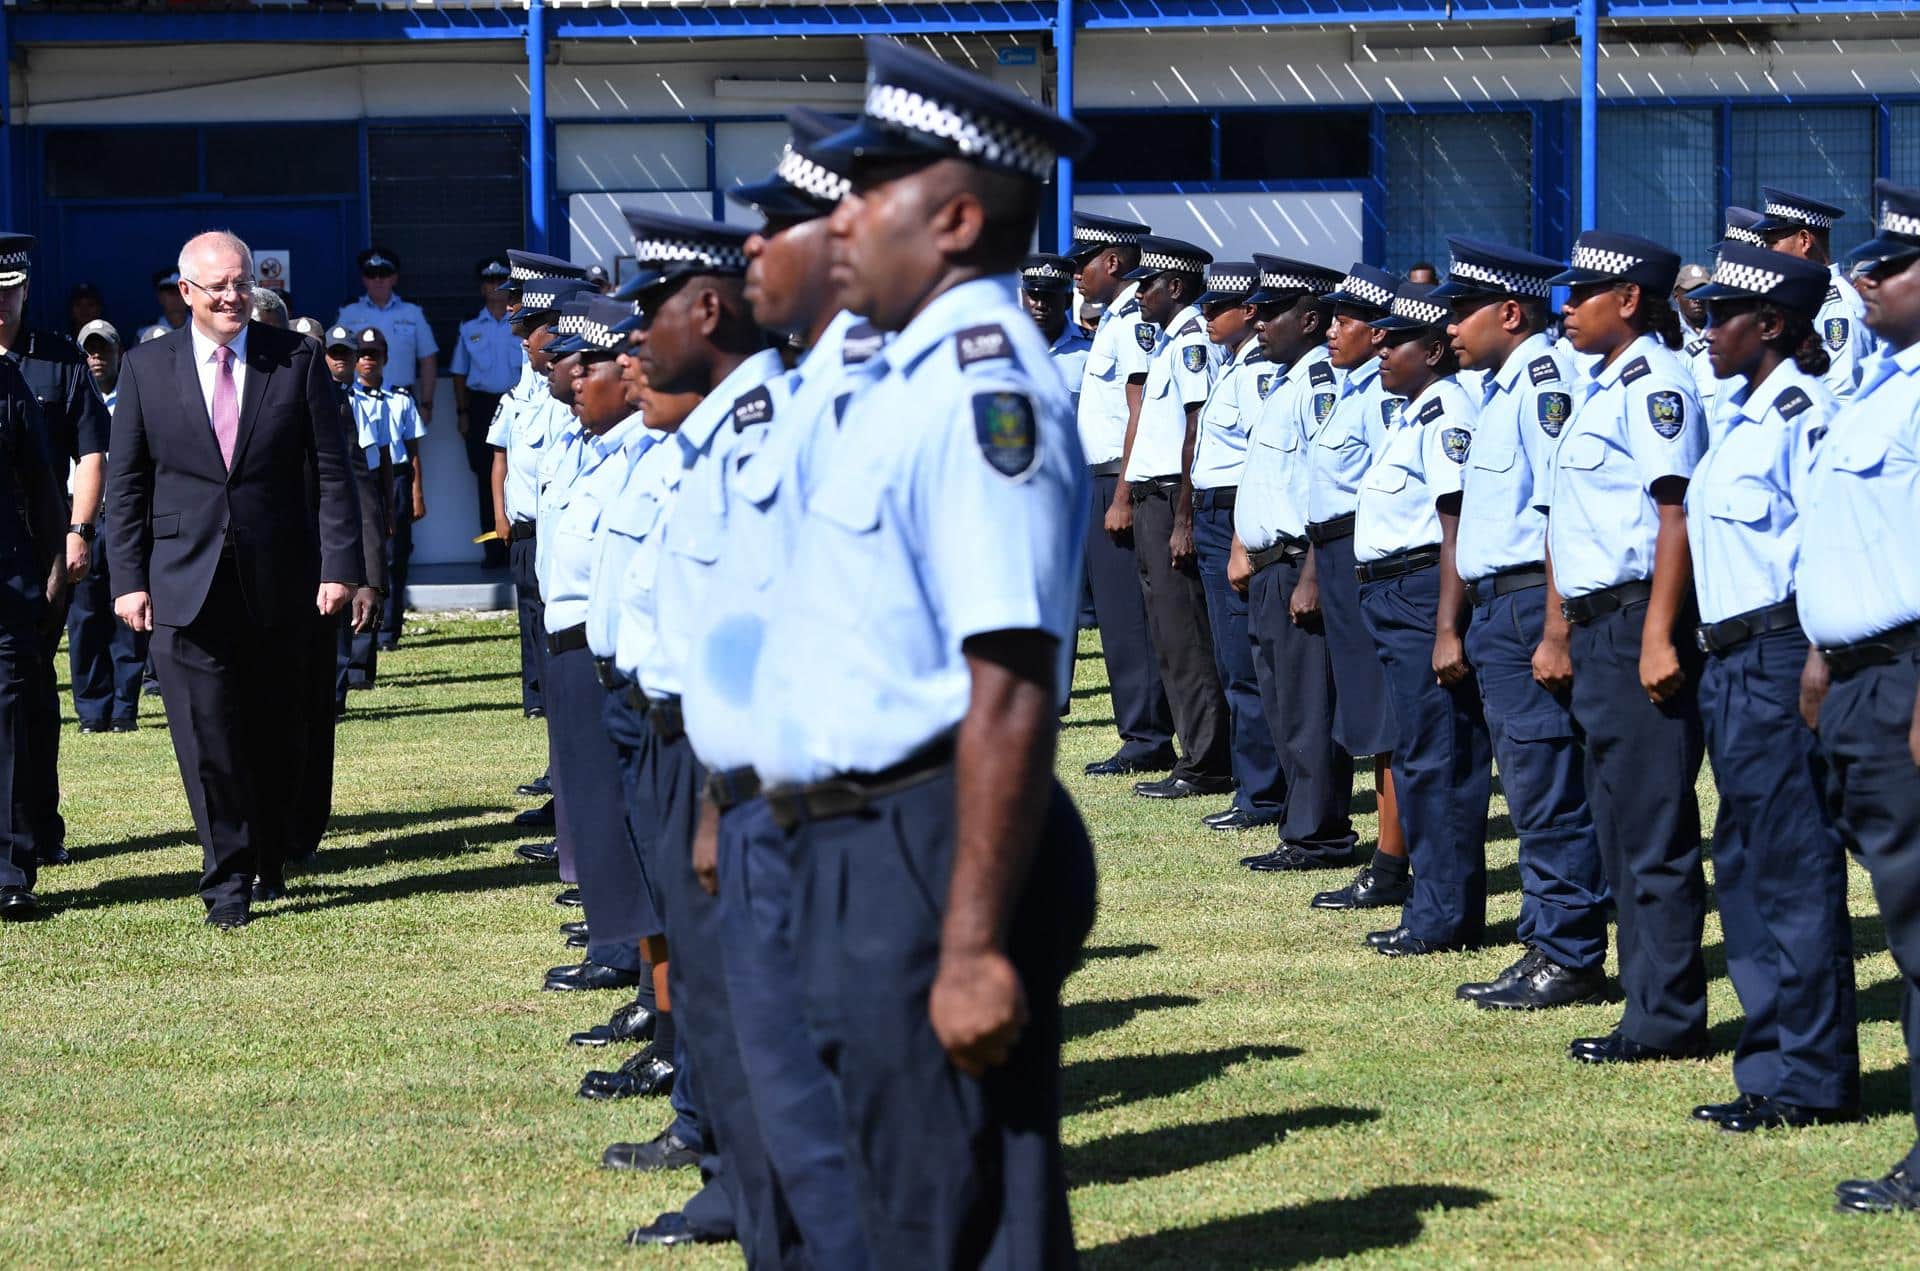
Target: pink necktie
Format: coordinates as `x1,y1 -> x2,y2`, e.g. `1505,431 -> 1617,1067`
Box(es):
211,344 -> 238,469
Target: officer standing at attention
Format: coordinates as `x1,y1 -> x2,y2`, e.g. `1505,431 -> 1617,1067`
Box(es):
1124,234 -> 1236,802
1674,263 -> 1719,413
1230,255 -> 1362,874
1069,211 -> 1177,778
720,38 -> 1096,1265
1019,254 -> 1091,412
1436,238 -> 1609,1009
68,320 -> 147,734
1189,259 -> 1287,832
1681,241 -> 1861,1134
322,326 -> 392,714
1306,263 -> 1411,913
1752,187 -> 1877,401
451,256 -> 522,568
1797,179 -> 1920,1215
343,327 -> 423,685
1546,231 -> 1709,1065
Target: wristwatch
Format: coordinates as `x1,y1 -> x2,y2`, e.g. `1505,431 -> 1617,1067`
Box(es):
68,522 -> 95,542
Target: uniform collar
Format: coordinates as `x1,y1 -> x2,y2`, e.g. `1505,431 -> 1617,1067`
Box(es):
881,275 -> 1021,375
477,306 -> 511,324
1100,281 -> 1140,327
360,293 -> 402,311
1725,364 -> 1813,428
676,346 -> 788,454
1592,333 -> 1660,389
1492,331 -> 1556,393
1048,322 -> 1089,355
190,321 -> 247,368
352,380 -> 388,399
1162,303 -> 1203,342
588,411 -> 647,460
1284,344 -> 1330,382
1402,375 -> 1452,420
1340,356 -> 1380,395
1224,336 -> 1261,370
1892,338 -> 1920,375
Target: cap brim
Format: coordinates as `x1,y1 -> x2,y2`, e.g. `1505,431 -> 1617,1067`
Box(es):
725,178 -> 833,222
1429,277 -> 1505,302
1847,235 -> 1920,269
1021,280 -> 1072,294
1687,280 -> 1761,303
813,117 -> 945,176
1324,288 -> 1387,312
1368,313 -> 1439,332
544,335 -> 587,356
1545,266 -> 1613,287
325,341 -> 355,353
611,269 -> 668,303
1747,213 -> 1803,236
1193,288 -> 1252,306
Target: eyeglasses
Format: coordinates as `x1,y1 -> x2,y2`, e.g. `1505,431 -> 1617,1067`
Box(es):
181,277 -> 256,302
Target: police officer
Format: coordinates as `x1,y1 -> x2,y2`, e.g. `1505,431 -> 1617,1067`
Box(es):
1019,253 -> 1090,411
1680,240 -> 1861,1132
139,268 -> 188,343
1189,259 -> 1287,831
323,325 -> 392,714
1674,262 -> 1718,412
1546,230 -> 1709,1064
451,255 -> 523,567
1231,255 -> 1362,874
1308,263 -> 1412,912
1069,210 -> 1177,777
1352,280 -> 1493,956
1123,234 -> 1235,802
1751,187 -> 1877,401
1437,238 -> 1609,1008
1795,179 -> 1920,1212
67,320 -> 146,734
343,326 -> 424,680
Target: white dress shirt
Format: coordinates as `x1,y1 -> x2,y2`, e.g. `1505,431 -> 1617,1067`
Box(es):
188,323 -> 249,421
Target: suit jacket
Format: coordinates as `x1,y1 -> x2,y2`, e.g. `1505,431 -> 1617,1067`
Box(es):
319,380 -> 389,592
106,322 -> 364,628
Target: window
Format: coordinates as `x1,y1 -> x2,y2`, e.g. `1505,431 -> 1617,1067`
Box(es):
368,127 -> 525,342
207,126 -> 358,197
1892,104 -> 1920,189
1729,105 -> 1875,257
1079,113 -> 1212,184
1384,112 -> 1533,272
1595,107 -> 1718,265
569,191 -> 717,273
45,128 -> 198,199
1074,192 -> 1364,265
1218,112 -> 1370,182
556,123 -> 708,194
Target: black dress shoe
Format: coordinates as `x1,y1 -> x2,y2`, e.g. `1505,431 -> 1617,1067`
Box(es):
516,775 -> 552,797
1312,863 -> 1412,910
1457,950 -> 1540,1001
569,998 -> 657,1048
602,1129 -> 701,1171
1717,1096 -> 1859,1134
204,906 -> 250,930
580,1047 -> 677,1100
1836,1165 -> 1920,1214
1203,807 -> 1278,832
1244,844 -> 1357,872
1374,928 -> 1471,957
1693,1092 -> 1764,1124
544,961 -> 641,993
1084,750 -> 1176,777
251,877 -> 288,903
37,844 -> 72,867
561,920 -> 589,938
1568,1030 -> 1707,1065
0,887 -> 38,921
524,706 -> 546,719
1133,774 -> 1233,800
77,720 -> 110,735
565,930 -> 588,949
1472,956 -> 1608,1010
554,887 -> 583,907
1365,925 -> 1406,948
110,719 -> 138,734
626,1212 -> 726,1248
514,801 -> 556,828
514,840 -> 558,865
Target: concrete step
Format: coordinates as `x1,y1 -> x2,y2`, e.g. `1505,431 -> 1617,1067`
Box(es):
401,562 -> 515,613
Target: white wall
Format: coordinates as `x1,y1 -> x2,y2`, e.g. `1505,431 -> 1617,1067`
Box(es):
1075,192 -> 1364,271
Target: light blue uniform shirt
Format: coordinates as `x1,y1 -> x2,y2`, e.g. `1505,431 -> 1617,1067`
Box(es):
532,395 -> 584,516
538,414 -> 648,632
1043,321 -> 1091,419
485,362 -> 558,524
1124,304 -> 1218,482
1308,356 -> 1402,525
1685,364 -> 1835,625
1795,338 -> 1920,647
1355,375 -> 1476,563
1543,334 -> 1705,599
1076,282 -> 1153,467
638,346 -> 790,699
334,294 -> 439,389
746,276 -> 1090,786
595,436 -> 681,670
584,428 -> 669,662
1236,346 -> 1337,551
450,307 -> 524,395
1456,333 -> 1573,583
1818,264 -> 1876,402
1190,337 -> 1266,491
348,382 -> 423,468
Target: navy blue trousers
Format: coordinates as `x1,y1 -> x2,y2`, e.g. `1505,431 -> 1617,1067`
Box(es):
1246,555 -> 1356,856
1084,473 -> 1174,765
379,459 -> 414,643
1192,492 -> 1284,817
510,532 -> 543,716
1131,485 -> 1231,784
1466,586 -> 1608,971
0,625 -> 35,892
794,771 -> 1095,1270
719,796 -> 871,1271
1360,567 -> 1493,945
1313,531 -> 1396,758
66,529 -> 147,726
1568,600 -> 1707,1051
1703,626 -> 1858,1107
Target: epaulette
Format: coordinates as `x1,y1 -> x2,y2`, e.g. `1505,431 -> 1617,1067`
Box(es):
1416,397 -> 1445,425
1685,336 -> 1709,357
732,385 -> 774,432
842,322 -> 884,365
954,324 -> 1013,368
1527,355 -> 1562,386
1176,317 -> 1203,338
1619,357 -> 1651,385
1825,285 -> 1842,306
1308,362 -> 1336,387
1774,386 -> 1812,420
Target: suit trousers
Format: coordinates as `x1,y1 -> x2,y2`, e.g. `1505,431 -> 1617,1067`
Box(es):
1084,473 -> 1173,764
510,531 -> 543,716
1130,483 -> 1230,784
1246,555 -> 1357,856
152,557 -> 311,911
1192,492 -> 1285,817
67,526 -> 148,726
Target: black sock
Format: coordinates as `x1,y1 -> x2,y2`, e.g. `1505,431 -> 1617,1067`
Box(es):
651,1008 -> 676,1057
1370,850 -> 1409,878
629,977 -> 657,1016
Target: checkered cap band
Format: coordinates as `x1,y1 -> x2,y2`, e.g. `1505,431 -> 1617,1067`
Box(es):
1390,293 -> 1450,326
634,235 -> 748,273
1206,269 -> 1256,293
1723,223 -> 1766,247
1259,266 -> 1334,294
520,287 -> 569,310
0,250 -> 28,269
578,319 -> 619,351
1074,224 -> 1143,247
1140,246 -> 1208,274
1022,260 -> 1073,284
1765,198 -> 1835,230
1882,204 -> 1920,239
1447,256 -> 1551,298
555,312 -> 585,336
1338,272 -> 1393,308
512,263 -> 561,282
1710,257 -> 1785,295
865,81 -> 1054,180
774,145 -> 851,205
1570,244 -> 1644,277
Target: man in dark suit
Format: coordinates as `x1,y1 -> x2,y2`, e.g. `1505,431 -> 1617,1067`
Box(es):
106,231 -> 364,928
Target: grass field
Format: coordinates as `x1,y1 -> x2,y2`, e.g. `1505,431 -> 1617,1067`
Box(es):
1,612 -> 1914,1267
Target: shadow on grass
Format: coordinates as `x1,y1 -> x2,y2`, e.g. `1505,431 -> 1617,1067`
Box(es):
269,859 -> 545,919
69,804 -> 515,864
342,700 -> 527,723
376,669 -> 519,691
1065,994 -> 1201,1041
1068,1106 -> 1381,1185
1079,1184 -> 1496,1269
1082,942 -> 1159,962
381,631 -> 509,652
1065,1044 -> 1301,1115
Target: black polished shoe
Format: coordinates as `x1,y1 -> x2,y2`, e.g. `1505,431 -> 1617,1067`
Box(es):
1133,774 -> 1233,800
1457,950 -> 1541,1002
565,930 -> 588,949
516,775 -> 552,797
204,905 -> 250,931
514,840 -> 558,865
554,887 -> 583,908
1568,1030 -> 1707,1065
1244,844 -> 1357,872
1084,749 -> 1176,777
570,998 -> 657,1048
37,843 -> 72,867
110,719 -> 138,734
251,877 -> 288,903
0,887 -> 38,921
580,1047 -> 677,1100
1203,807 -> 1279,832
1836,1165 -> 1920,1214
77,720 -> 110,735
524,706 -> 546,719
626,1212 -> 725,1248
1375,927 -> 1471,957
1365,925 -> 1406,949
602,1128 -> 701,1172
514,800 -> 556,828
1312,863 -> 1411,910
1472,956 -> 1608,1010
1717,1096 -> 1859,1134
1693,1092 -> 1764,1124
544,961 -> 641,993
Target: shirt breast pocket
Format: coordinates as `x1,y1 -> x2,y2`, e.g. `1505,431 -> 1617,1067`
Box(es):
1364,463 -> 1411,494
1557,433 -> 1607,472
1470,443 -> 1517,474
1085,348 -> 1118,384
605,494 -> 662,545
809,476 -> 885,613
1255,421 -> 1300,454
1703,480 -> 1772,526
1825,429 -> 1889,478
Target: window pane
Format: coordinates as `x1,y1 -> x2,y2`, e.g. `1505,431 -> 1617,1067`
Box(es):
1729,105 -> 1875,257
714,121 -> 794,195
1074,191 -> 1363,267
569,191 -> 716,274
1384,112 -> 1532,272
556,124 -> 708,194
368,127 -> 525,343
1595,107 -> 1718,265
1079,114 -> 1212,184
45,128 -> 197,199
1219,112 -> 1369,181
207,125 -> 357,196
1892,104 -> 1920,188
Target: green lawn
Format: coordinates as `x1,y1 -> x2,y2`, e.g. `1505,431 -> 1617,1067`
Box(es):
1,614 -> 1912,1267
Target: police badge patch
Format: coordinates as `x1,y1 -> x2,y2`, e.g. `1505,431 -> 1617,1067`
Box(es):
1135,323 -> 1156,352
1646,390 -> 1685,439
973,392 -> 1039,480
1825,318 -> 1848,352
1313,392 -> 1336,425
1182,344 -> 1207,374
1441,427 -> 1472,464
1537,391 -> 1571,437
1382,398 -> 1406,428
1257,373 -> 1278,399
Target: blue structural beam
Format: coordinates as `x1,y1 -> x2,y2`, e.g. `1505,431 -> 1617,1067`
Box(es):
551,2 -> 1055,38
528,0 -> 549,253
1056,0 -> 1076,253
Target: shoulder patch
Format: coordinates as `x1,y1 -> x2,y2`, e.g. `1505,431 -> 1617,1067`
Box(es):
731,386 -> 774,432
1685,336 -> 1709,357
842,322 -> 884,365
955,324 -> 1012,368
1536,391 -> 1571,437
1309,362 -> 1336,387
1257,372 -> 1279,400
1177,317 -> 1203,338
1646,389 -> 1686,439
1181,344 -> 1208,374
1312,391 -> 1337,425
1134,323 -> 1157,353
972,391 -> 1039,480
1824,317 -> 1848,352
1117,298 -> 1140,318
1381,397 -> 1406,429
1416,397 -> 1445,426
1527,356 -> 1562,386
1774,386 -> 1812,420
1825,284 -> 1842,306
1620,357 -> 1651,385
1441,427 -> 1472,464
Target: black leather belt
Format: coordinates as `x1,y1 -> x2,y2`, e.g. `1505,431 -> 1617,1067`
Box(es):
1306,513 -> 1355,545
593,655 -> 619,689
702,767 -> 762,811
1696,598 -> 1800,656
1561,579 -> 1654,626
546,623 -> 587,656
1355,544 -> 1441,583
1248,537 -> 1308,574
1194,486 -> 1237,511
1466,565 -> 1547,608
648,695 -> 684,743
1089,459 -> 1124,478
765,739 -> 955,830
1127,476 -> 1180,504
509,520 -> 537,542
1821,619 -> 1920,677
